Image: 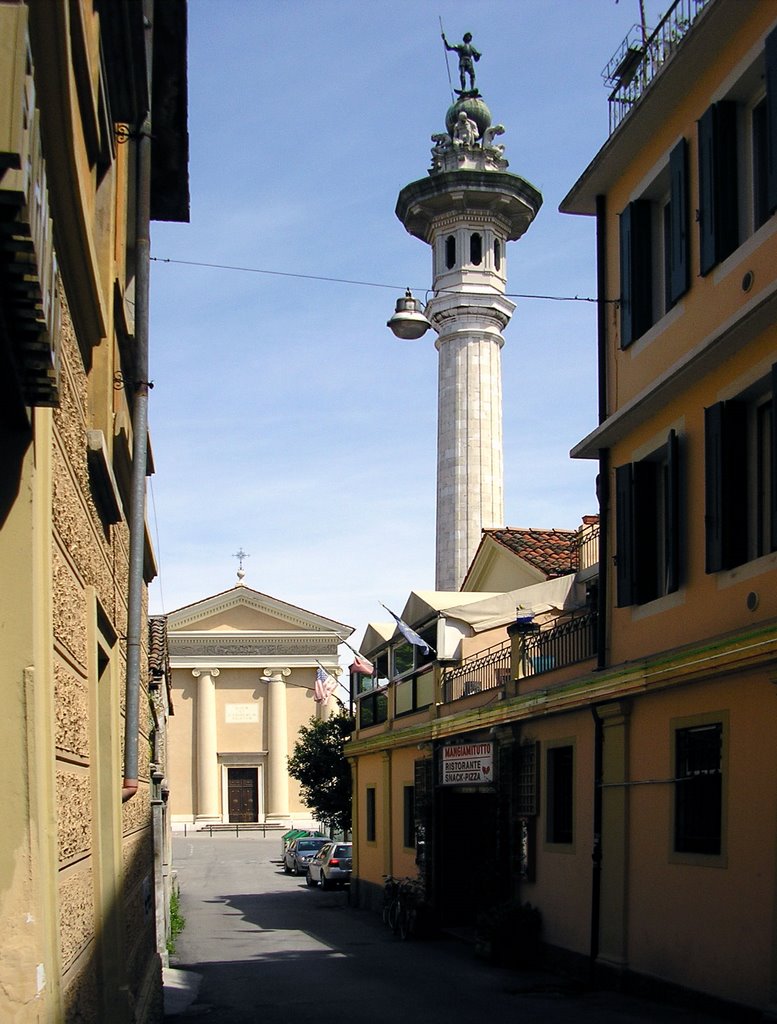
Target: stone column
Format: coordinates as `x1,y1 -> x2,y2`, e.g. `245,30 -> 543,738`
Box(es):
192,668 -> 220,821
263,668 -> 291,820
427,296 -> 515,592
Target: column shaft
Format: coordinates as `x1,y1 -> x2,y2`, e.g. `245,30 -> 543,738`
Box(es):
264,669 -> 290,819
193,668 -> 219,821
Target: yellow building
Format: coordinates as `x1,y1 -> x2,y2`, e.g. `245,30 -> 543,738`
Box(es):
349,1 -> 777,1015
561,0 -> 777,1011
0,1 -> 188,1020
167,582 -> 353,830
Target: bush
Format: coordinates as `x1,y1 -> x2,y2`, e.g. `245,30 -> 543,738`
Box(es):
475,900 -> 541,967
167,886 -> 185,955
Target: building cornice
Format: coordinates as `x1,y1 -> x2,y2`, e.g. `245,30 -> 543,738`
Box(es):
571,277 -> 777,459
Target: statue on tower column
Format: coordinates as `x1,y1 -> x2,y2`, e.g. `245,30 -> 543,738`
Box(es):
441,31 -> 481,94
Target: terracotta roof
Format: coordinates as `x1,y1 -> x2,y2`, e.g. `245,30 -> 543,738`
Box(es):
484,527 -> 578,578
148,615 -> 169,681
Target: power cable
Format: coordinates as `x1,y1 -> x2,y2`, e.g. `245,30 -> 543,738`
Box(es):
150,255 -> 606,304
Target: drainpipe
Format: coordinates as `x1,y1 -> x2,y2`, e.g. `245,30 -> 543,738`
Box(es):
123,0 -> 154,802
595,194 -> 608,672
589,705 -> 604,975
590,195 -> 608,975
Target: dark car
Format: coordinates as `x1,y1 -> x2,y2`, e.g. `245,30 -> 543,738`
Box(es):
306,842 -> 353,889
284,837 -> 329,876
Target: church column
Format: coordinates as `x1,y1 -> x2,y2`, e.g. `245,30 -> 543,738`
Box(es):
263,667 -> 291,820
192,668 -> 220,821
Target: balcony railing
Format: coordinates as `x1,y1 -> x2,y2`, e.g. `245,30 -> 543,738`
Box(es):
574,519 -> 600,575
442,641 -> 511,704
520,611 -> 597,679
441,610 -> 598,702
603,0 -> 710,135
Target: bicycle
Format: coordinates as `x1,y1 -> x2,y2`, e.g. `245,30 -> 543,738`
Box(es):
382,875 -> 401,932
395,876 -> 425,940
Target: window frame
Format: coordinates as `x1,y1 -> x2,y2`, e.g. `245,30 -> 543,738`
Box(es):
619,139 -> 688,348
704,363 -> 777,572
545,741 -> 575,850
670,712 -> 728,866
365,786 -> 376,843
616,429 -> 681,607
402,785 -> 415,849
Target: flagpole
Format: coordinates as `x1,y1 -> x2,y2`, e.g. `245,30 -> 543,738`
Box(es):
380,602 -> 437,656
334,632 -> 366,660
314,660 -> 347,710
439,15 -> 455,103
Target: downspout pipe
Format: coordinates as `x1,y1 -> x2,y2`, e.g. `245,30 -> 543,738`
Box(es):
589,705 -> 604,974
590,196 -> 608,975
595,193 -> 608,673
123,1 -> 154,802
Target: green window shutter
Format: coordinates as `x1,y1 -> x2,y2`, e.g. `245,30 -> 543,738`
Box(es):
771,363 -> 777,552
619,200 -> 652,348
723,401 -> 748,569
705,403 -> 725,572
619,206 -> 634,348
765,27 -> 777,216
668,139 -> 689,304
666,429 -> 681,594
699,102 -> 739,276
633,459 -> 660,605
705,401 -> 748,571
615,463 -> 635,606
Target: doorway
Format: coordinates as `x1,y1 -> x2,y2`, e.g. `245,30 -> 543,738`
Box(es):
227,767 -> 258,822
436,788 -> 500,926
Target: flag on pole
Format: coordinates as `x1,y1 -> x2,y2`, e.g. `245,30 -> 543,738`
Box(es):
314,666 -> 338,705
381,604 -> 436,656
350,653 -> 374,676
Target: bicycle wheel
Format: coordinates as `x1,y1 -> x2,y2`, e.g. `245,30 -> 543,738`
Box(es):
387,896 -> 401,933
399,906 -> 416,941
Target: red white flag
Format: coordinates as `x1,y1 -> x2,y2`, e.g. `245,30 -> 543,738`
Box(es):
350,654 -> 374,676
314,667 -> 338,705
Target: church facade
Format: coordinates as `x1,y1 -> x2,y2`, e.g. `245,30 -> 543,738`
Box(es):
166,583 -> 352,829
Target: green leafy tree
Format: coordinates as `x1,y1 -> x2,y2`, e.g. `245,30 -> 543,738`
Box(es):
287,709 -> 353,834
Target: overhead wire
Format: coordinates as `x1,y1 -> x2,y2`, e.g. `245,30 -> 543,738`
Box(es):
150,255 -> 606,304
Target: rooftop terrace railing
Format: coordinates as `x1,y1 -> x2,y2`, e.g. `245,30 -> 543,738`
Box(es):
442,641 -> 511,704
603,0 -> 710,134
441,608 -> 598,703
520,610 -> 597,680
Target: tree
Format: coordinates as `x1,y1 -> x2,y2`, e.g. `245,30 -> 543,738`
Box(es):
287,709 -> 353,834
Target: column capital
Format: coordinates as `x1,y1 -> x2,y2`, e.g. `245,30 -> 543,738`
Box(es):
192,667 -> 220,679
262,667 -> 291,679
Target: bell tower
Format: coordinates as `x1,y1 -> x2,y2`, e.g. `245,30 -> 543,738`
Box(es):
391,41 -> 542,591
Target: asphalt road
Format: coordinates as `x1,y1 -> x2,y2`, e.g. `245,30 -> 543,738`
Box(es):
166,834 -> 732,1023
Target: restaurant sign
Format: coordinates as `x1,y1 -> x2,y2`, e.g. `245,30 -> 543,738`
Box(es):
441,742 -> 494,785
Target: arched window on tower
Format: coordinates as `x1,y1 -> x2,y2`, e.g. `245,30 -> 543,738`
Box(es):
445,235 -> 456,269
494,239 -> 502,272
470,232 -> 482,266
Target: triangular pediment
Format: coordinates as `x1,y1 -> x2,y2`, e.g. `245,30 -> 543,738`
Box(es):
167,585 -> 352,637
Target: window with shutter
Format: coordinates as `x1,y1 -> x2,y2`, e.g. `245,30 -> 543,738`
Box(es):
616,431 -> 682,606
668,139 -> 689,305
705,365 -> 777,571
698,101 -> 739,277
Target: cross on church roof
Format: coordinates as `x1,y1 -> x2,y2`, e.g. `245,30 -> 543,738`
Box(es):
233,547 -> 250,584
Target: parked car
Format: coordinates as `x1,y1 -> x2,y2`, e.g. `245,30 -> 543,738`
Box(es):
284,837 -> 330,876
306,842 -> 353,889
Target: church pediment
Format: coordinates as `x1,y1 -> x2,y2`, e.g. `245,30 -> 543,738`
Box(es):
167,585 -> 352,637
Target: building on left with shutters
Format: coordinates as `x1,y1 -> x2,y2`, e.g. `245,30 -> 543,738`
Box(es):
0,1 -> 188,1020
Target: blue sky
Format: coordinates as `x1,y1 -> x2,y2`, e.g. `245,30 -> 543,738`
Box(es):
148,0 -> 671,653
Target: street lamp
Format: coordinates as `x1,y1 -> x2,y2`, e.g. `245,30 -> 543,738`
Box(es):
387,289 -> 432,340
